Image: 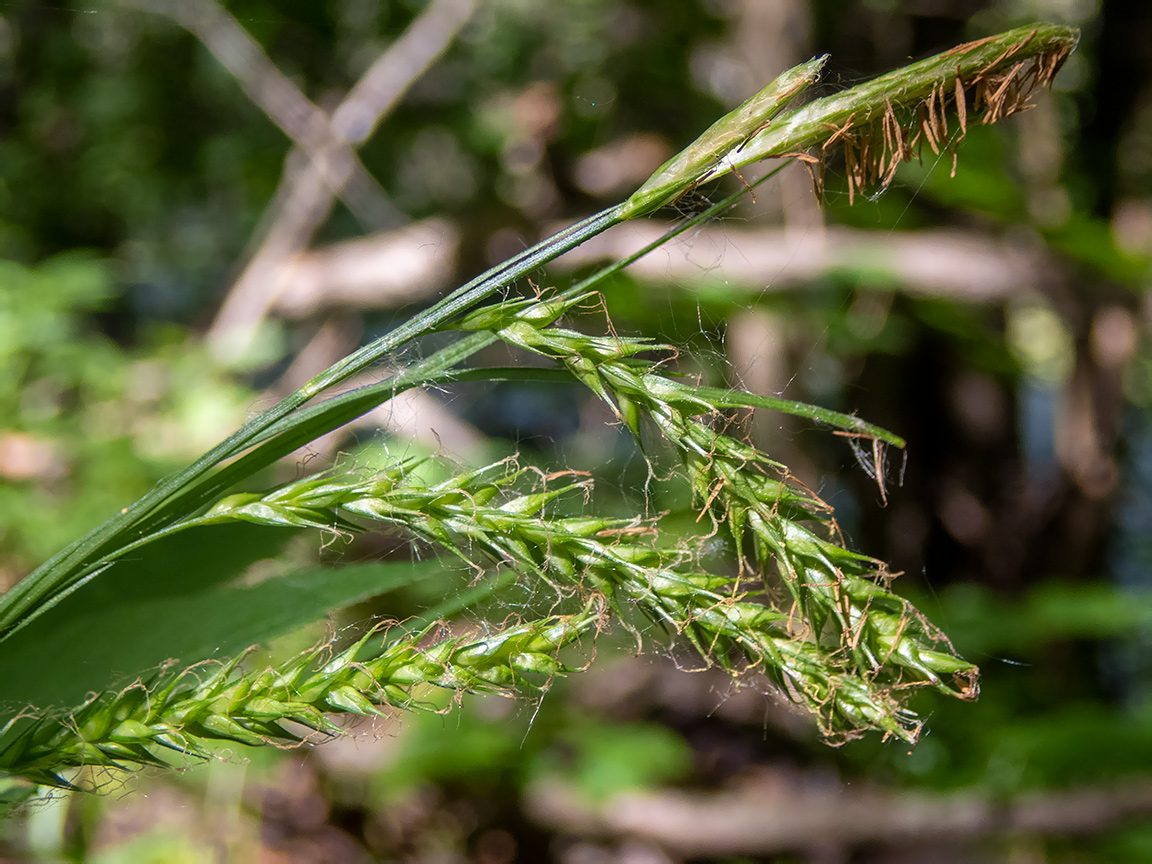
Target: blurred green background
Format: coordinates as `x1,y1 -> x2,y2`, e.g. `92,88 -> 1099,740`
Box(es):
2,0 -> 1151,861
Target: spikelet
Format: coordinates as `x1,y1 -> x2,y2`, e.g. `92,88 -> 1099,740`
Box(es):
700,22 -> 1078,205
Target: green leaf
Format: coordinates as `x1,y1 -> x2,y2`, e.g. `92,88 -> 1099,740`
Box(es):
0,522 -> 456,712
0,209 -> 620,642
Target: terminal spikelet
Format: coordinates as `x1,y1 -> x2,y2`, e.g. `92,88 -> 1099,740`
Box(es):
709,23 -> 1078,205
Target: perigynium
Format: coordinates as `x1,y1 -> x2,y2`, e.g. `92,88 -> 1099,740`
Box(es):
0,22 -> 1078,795
1,585 -> 606,789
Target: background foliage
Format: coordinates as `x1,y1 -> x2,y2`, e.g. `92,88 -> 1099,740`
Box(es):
1,0 -> 1150,861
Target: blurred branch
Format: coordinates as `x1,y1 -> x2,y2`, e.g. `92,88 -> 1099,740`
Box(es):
122,0 -> 476,363
271,219 -> 460,319
527,774 -> 1152,857
206,0 -> 474,363
318,383 -> 488,463
117,0 -> 392,225
553,222 -> 1059,302
330,0 -> 476,147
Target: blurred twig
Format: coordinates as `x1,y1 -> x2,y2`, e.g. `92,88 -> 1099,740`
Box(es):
554,222 -> 1060,302
527,774 -> 1152,857
271,219 -> 460,321
121,0 -> 476,362
117,0 -> 392,225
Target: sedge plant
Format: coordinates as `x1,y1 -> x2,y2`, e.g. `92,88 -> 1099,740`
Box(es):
0,23 -> 1078,797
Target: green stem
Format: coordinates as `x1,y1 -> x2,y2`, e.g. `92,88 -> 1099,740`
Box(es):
0,207 -> 622,640
23,173 -> 805,596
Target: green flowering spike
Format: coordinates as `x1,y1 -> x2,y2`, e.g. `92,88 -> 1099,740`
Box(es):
497,485 -> 570,516
613,392 -> 644,437
639,375 -> 715,416
469,666 -> 514,687
388,663 -> 439,687
241,698 -> 318,729
825,676 -> 908,742
198,714 -> 268,748
620,55 -> 827,219
452,290 -> 596,333
94,740 -> 165,766
151,730 -> 205,756
645,570 -> 729,599
108,719 -> 157,744
325,686 -> 384,717
510,652 -> 564,677
20,769 -> 80,792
